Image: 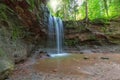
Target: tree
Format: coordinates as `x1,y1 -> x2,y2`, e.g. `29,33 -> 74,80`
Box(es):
103,0 -> 109,17
48,0 -> 120,21
85,0 -> 88,23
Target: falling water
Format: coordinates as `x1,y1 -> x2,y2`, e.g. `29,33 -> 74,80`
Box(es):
48,15 -> 54,48
48,14 -> 68,57
54,17 -> 63,53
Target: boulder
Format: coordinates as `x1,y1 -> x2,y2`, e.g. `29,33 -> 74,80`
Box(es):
0,58 -> 14,80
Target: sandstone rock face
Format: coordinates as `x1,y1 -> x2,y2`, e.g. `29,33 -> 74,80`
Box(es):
0,58 -> 14,80
0,26 -> 29,63
0,2 -> 51,79
0,25 -> 28,79
64,20 -> 120,45
38,3 -> 50,29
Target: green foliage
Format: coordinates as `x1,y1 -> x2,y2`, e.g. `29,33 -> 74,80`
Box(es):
0,48 -> 5,57
65,39 -> 79,46
11,25 -> 23,40
101,26 -> 107,33
0,2 -> 24,41
0,4 -> 8,21
26,0 -> 35,11
48,0 -> 120,21
91,18 -> 109,25
88,0 -> 103,20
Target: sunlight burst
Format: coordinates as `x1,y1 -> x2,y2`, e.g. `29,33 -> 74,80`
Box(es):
77,0 -> 84,6
50,0 -> 59,12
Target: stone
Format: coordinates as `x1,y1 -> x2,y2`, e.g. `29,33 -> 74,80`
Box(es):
0,58 -> 14,80
52,69 -> 58,72
80,50 -> 93,54
84,56 -> 89,60
100,57 -> 109,60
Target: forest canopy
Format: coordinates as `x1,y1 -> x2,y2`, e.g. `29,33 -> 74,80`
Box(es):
47,0 -> 120,21
0,0 -> 120,22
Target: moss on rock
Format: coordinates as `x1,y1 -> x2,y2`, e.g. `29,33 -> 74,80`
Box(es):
0,58 -> 14,80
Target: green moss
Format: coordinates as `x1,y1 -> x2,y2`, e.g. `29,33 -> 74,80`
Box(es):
11,25 -> 23,40
91,18 -> 109,25
89,35 -> 96,40
0,4 -> 8,21
0,59 -> 14,80
0,48 -> 6,57
64,39 -> 79,46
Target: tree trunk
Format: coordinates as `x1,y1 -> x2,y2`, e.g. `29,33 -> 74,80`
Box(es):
85,0 -> 89,24
103,0 -> 109,17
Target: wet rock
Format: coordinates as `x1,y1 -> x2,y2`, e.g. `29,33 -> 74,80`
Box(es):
93,45 -> 99,49
52,69 -> 58,72
36,51 -> 49,59
38,3 -> 50,28
100,57 -> 109,60
84,56 -> 89,60
80,50 -> 93,54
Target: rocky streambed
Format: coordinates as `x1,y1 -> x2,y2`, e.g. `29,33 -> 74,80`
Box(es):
5,45 -> 120,80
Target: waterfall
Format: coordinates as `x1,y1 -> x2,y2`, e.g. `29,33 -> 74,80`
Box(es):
54,17 -> 63,53
48,15 -> 54,49
48,14 -> 68,57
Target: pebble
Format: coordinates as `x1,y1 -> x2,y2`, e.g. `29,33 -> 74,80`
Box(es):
84,56 -> 89,60
100,57 -> 109,60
